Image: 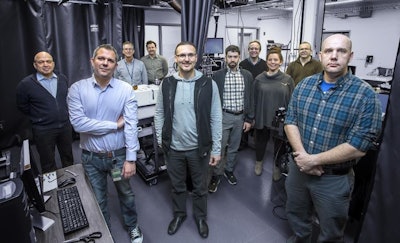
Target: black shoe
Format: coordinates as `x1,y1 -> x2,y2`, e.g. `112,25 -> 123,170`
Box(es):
196,219 -> 209,238
208,176 -> 221,193
167,216 -> 186,235
224,170 -> 237,185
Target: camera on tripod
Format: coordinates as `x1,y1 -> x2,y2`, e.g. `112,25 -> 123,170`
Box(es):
272,107 -> 286,137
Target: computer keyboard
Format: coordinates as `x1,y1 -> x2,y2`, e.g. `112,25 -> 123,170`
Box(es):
57,186 -> 89,234
373,76 -> 392,82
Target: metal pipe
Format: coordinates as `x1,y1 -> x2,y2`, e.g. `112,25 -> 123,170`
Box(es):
161,0 -> 181,13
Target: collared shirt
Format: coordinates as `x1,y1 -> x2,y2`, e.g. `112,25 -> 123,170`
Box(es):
285,72 -> 382,169
37,73 -> 58,98
115,58 -> 148,85
141,54 -> 169,83
223,69 -> 244,112
285,57 -> 323,86
68,76 -> 140,161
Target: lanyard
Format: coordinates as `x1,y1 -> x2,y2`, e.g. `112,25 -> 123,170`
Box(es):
124,60 -> 134,83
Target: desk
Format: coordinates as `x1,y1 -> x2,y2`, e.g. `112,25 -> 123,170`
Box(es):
360,75 -> 392,88
36,164 -> 114,243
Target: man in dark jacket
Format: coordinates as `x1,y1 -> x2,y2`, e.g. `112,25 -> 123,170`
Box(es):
16,51 -> 73,173
154,42 -> 222,239
209,45 -> 254,193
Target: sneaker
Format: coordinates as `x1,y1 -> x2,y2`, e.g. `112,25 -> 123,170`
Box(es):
208,176 -> 220,193
224,170 -> 237,185
130,226 -> 143,243
255,161 -> 263,176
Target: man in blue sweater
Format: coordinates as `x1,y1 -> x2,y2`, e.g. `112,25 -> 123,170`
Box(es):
16,51 -> 73,173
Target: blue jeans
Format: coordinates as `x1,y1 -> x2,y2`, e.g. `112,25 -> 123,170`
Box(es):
81,151 -> 138,230
285,160 -> 354,242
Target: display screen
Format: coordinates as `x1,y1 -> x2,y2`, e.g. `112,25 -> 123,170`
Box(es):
204,38 -> 224,55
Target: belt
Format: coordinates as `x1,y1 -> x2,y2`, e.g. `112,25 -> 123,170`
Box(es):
323,167 -> 351,175
223,109 -> 243,115
82,147 -> 126,158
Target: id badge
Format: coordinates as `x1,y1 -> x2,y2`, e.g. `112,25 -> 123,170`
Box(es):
111,167 -> 122,181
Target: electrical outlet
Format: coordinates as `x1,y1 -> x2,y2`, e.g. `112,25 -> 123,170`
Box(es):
366,55 -> 373,63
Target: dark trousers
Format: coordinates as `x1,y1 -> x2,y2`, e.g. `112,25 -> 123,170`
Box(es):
33,125 -> 74,173
254,127 -> 271,161
165,148 -> 209,220
254,127 -> 283,162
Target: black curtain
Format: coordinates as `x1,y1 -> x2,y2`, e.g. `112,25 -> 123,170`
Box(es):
0,0 -> 46,148
122,7 -> 145,58
358,41 -> 400,242
0,0 -> 136,149
180,0 -> 213,67
42,1 -> 114,84
107,0 -> 123,57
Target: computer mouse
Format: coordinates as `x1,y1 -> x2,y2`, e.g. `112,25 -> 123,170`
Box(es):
58,177 -> 76,188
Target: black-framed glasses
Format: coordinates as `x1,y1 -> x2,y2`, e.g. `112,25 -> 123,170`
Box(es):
176,53 -> 196,59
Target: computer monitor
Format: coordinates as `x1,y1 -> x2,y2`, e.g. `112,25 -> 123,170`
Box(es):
20,140 -> 46,213
204,38 -> 224,55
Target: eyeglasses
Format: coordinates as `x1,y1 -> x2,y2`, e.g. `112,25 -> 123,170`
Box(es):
176,53 -> 196,59
300,48 -> 310,51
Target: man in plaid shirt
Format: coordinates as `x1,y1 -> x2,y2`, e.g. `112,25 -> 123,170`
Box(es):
284,34 -> 382,242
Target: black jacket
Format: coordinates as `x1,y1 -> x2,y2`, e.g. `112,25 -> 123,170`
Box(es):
16,73 -> 70,130
160,75 -> 213,157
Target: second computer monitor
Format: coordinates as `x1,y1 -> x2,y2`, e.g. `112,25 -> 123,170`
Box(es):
204,38 -> 224,56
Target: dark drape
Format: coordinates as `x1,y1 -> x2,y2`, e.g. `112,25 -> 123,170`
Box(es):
122,7 -> 145,58
0,0 -> 138,149
358,41 -> 400,242
0,0 -> 46,148
107,0 -> 123,56
43,2 -> 110,84
180,0 -> 213,67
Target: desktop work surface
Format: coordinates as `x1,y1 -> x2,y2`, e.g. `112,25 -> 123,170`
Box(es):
36,164 -> 114,243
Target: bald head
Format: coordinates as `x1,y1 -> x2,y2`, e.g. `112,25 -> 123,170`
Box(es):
319,34 -> 353,82
322,34 -> 352,52
33,52 -> 55,78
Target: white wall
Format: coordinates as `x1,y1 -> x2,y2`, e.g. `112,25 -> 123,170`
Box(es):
209,8 -> 400,76
145,9 -> 180,25
323,9 -> 400,77
207,9 -> 292,60
145,7 -> 400,77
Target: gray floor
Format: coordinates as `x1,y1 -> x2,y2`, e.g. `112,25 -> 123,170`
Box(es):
64,139 -> 357,243
100,138 -> 290,243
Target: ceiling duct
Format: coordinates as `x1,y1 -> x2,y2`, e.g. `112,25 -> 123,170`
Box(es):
161,0 -> 181,13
